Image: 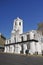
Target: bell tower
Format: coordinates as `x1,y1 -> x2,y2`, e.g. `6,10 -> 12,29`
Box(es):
13,17 -> 23,34
11,17 -> 23,43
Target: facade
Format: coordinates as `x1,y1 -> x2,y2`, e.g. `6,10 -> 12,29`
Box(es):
4,17 -> 43,55
0,33 -> 6,52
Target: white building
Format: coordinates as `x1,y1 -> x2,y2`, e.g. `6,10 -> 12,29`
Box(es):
4,17 -> 43,55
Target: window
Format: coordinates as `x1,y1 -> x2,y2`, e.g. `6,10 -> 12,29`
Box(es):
7,40 -> 8,43
27,35 -> 30,40
14,37 -> 16,42
34,34 -> 35,38
21,36 -> 23,41
19,22 -> 21,25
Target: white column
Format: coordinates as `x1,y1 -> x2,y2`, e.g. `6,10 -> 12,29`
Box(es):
4,46 -> 7,52
29,31 -> 35,39
29,41 -> 36,55
29,31 -> 36,55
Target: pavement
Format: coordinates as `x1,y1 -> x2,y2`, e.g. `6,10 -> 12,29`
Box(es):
0,53 -> 43,65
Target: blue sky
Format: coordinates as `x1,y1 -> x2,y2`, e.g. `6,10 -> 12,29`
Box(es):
0,0 -> 43,38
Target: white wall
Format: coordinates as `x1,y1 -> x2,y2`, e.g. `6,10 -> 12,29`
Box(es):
36,42 -> 42,54
29,42 -> 36,55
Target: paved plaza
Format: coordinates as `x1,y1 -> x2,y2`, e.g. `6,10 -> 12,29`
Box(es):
0,53 -> 43,65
